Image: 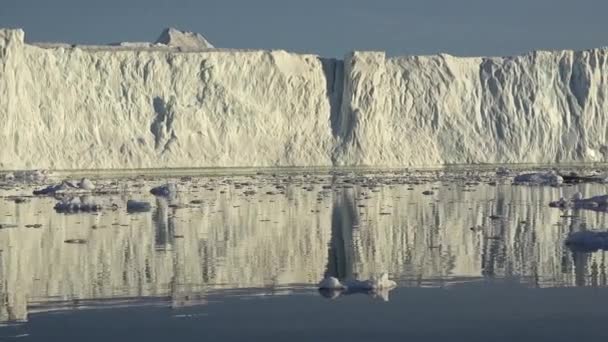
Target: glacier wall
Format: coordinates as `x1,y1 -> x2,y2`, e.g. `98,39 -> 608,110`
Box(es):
2,28 -> 608,170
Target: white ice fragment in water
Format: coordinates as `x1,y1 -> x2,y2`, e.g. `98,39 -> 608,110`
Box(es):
78,178 -> 95,190
318,277 -> 345,290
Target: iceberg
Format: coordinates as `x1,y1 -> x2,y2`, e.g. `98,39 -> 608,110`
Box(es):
3,28 -> 608,170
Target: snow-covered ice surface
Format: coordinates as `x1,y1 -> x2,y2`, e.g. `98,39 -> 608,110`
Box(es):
3,28 -> 608,170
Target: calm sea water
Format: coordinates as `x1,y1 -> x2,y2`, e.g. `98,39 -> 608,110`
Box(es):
1,169 -> 607,341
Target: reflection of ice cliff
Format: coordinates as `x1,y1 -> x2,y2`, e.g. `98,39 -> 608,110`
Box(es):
0,181 -> 607,323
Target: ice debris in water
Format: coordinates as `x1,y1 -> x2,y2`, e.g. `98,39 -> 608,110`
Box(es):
318,274 -> 397,301
513,171 -> 563,186
549,192 -> 608,210
127,200 -> 152,213
150,183 -> 178,197
54,196 -> 101,213
33,178 -> 95,195
495,166 -> 511,176
565,230 -> 608,252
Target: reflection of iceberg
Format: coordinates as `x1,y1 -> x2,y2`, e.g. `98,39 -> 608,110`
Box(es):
3,175 -> 608,324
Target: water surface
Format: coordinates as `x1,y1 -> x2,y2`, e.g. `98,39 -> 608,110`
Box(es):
0,169 -> 607,340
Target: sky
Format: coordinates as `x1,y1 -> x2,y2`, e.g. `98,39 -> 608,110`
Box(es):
2,0 -> 608,58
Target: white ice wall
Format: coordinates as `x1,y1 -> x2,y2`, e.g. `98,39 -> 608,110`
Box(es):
0,29 -> 337,170
2,28 -> 608,170
335,50 -> 608,166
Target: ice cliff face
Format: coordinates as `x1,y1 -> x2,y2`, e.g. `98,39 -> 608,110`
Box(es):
335,51 -> 608,165
2,28 -> 608,170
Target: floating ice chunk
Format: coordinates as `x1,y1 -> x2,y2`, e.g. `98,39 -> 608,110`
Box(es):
150,183 -> 178,197
33,183 -> 68,195
318,273 -> 397,301
33,179 -> 93,195
127,200 -> 152,213
565,230 -> 608,252
318,277 -> 345,290
78,178 -> 95,190
513,171 -> 563,186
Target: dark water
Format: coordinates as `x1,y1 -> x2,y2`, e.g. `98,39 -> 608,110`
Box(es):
1,170 -> 608,340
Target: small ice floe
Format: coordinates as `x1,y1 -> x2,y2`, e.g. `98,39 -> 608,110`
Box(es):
54,196 -> 101,213
565,230 -> 608,252
127,200 -> 152,213
33,178 -> 96,195
318,273 -> 397,301
513,171 -> 563,186
150,183 -> 178,197
549,192 -> 608,211
78,178 -> 95,190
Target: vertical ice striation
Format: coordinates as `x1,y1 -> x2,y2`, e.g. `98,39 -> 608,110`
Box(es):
2,28 -> 608,169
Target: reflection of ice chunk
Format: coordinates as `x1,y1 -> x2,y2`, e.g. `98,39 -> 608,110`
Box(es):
54,196 -> 101,213
549,192 -> 608,210
513,171 -> 563,186
565,230 -> 608,252
150,183 -> 178,197
127,200 -> 152,213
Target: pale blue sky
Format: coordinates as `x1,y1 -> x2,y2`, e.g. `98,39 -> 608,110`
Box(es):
2,0 -> 607,57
